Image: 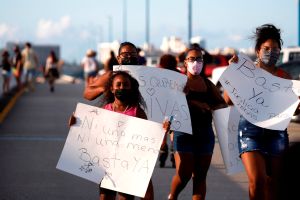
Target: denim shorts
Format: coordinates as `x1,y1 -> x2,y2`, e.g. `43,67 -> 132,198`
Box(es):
173,125 -> 215,155
238,116 -> 289,157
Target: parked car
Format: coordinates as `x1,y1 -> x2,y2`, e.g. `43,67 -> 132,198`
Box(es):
277,60 -> 300,80
278,47 -> 300,65
277,60 -> 300,122
204,54 -> 229,77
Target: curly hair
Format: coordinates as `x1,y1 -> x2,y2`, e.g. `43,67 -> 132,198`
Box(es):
253,24 -> 283,52
102,71 -> 147,109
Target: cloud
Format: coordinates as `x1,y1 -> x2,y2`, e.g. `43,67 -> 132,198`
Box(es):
79,30 -> 91,40
228,34 -> 243,42
0,23 -> 17,39
36,15 -> 71,39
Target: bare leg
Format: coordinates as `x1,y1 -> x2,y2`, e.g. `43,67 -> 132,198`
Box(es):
266,156 -> 283,200
241,151 -> 268,200
192,154 -> 212,200
141,179 -> 154,200
168,152 -> 194,200
99,188 -> 116,200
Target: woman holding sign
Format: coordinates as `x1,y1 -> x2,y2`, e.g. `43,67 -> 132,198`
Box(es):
224,24 -> 295,200
168,47 -> 227,200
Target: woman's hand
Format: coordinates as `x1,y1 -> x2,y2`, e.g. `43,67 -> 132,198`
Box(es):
228,54 -> 239,64
68,112 -> 76,127
163,119 -> 171,133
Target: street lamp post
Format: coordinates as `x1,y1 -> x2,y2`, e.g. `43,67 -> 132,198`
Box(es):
123,0 -> 127,41
188,0 -> 192,45
145,0 -> 150,45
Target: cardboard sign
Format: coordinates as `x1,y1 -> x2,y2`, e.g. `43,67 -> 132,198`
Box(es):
219,53 -> 300,130
114,65 -> 192,134
57,103 -> 165,197
213,107 -> 244,174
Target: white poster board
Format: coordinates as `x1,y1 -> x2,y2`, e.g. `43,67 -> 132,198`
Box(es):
57,103 -> 165,197
114,65 -> 192,134
219,53 -> 300,130
213,107 -> 244,174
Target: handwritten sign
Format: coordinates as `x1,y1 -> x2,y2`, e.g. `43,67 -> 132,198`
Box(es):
114,65 -> 192,134
213,107 -> 244,175
57,103 -> 165,197
219,53 -> 300,130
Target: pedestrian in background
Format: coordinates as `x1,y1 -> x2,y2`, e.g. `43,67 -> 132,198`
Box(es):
168,47 -> 227,200
81,49 -> 99,84
99,50 -> 118,75
224,24 -> 297,200
21,42 -> 38,91
157,53 -> 179,168
44,50 -> 60,92
1,50 -> 12,95
12,45 -> 23,90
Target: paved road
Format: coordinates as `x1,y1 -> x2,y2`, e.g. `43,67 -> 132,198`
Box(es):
0,82 -> 299,200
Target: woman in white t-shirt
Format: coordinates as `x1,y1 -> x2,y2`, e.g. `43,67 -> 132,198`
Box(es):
81,49 -> 99,84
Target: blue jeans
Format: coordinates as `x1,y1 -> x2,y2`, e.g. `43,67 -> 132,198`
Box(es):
173,125 -> 215,155
238,116 -> 289,156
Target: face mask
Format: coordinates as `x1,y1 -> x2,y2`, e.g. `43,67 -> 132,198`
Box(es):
187,61 -> 203,75
114,89 -> 131,102
260,49 -> 280,66
120,56 -> 138,65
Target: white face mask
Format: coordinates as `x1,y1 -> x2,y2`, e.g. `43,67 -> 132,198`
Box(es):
187,61 -> 203,75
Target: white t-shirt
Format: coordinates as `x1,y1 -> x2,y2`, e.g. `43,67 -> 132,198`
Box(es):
81,56 -> 98,73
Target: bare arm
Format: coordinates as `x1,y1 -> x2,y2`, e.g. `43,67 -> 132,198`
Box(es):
83,71 -> 112,100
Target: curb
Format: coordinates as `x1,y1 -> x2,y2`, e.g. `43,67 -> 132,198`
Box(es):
0,87 -> 25,123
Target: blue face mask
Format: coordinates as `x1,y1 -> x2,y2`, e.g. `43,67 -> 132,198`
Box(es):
260,49 -> 280,66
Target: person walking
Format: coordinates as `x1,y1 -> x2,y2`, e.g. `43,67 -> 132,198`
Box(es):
224,24 -> 298,200
21,42 -> 38,91
157,54 -> 179,168
44,50 -> 60,92
1,50 -> 12,95
81,49 -> 99,84
12,45 -> 23,90
168,47 -> 227,200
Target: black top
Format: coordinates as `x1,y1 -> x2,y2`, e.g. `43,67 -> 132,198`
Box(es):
186,78 -> 226,134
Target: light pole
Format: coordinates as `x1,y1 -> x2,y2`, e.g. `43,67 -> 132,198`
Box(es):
298,0 -> 300,46
108,16 -> 113,42
145,0 -> 150,45
123,0 -> 127,41
188,0 -> 192,45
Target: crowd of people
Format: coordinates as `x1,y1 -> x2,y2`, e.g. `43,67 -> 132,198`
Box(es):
70,23 -> 300,200
2,23 -> 299,200
0,42 -> 63,95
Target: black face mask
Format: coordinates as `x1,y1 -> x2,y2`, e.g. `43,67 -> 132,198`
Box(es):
120,56 -> 138,65
114,89 -> 132,102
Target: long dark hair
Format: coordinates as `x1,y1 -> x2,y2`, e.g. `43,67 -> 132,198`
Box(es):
102,71 -> 146,109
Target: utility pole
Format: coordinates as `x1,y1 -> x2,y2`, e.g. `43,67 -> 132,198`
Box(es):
108,16 -> 113,42
145,0 -> 150,45
188,0 -> 192,45
123,0 -> 127,41
298,0 -> 300,46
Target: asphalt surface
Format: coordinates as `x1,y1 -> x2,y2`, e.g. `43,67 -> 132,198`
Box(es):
0,81 -> 299,200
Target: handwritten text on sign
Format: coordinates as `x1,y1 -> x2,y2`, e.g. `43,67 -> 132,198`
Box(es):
213,107 -> 244,175
114,65 -> 192,134
219,53 -> 300,130
57,103 -> 165,197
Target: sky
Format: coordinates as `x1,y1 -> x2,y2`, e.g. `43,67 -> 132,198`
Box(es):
0,0 -> 298,62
